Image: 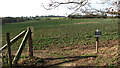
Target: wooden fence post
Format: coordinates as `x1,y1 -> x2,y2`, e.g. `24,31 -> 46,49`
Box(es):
6,33 -> 12,67
30,26 -> 34,38
28,27 -> 33,57
96,37 -> 99,53
12,28 -> 30,64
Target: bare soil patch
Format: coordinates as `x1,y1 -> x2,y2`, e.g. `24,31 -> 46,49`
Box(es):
60,22 -> 98,26
75,22 -> 98,24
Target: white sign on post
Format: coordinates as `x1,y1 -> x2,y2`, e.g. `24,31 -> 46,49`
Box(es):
95,29 -> 101,37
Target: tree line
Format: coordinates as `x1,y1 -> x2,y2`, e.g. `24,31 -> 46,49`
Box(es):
1,15 -> 65,25
68,14 -> 119,19
2,17 -> 31,24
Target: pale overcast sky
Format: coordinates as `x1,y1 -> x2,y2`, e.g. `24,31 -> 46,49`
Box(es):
0,0 -> 117,17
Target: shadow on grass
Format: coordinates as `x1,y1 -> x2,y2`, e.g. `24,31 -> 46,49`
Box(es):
41,55 -> 97,67
2,55 -> 97,67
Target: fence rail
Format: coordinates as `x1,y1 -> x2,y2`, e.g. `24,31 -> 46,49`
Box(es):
0,30 -> 27,51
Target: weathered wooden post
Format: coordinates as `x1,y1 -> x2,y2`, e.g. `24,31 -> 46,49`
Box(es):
12,28 -> 30,64
95,29 -> 101,53
28,27 -> 33,57
30,26 -> 34,38
6,33 -> 12,67
96,37 -> 99,53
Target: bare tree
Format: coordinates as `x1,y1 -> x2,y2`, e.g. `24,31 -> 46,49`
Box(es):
41,0 -> 119,15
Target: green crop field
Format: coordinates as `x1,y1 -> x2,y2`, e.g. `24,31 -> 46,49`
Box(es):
2,19 -> 118,50
2,18 -> 119,66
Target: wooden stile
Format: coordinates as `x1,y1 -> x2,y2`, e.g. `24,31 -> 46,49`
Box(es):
1,27 -> 34,65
